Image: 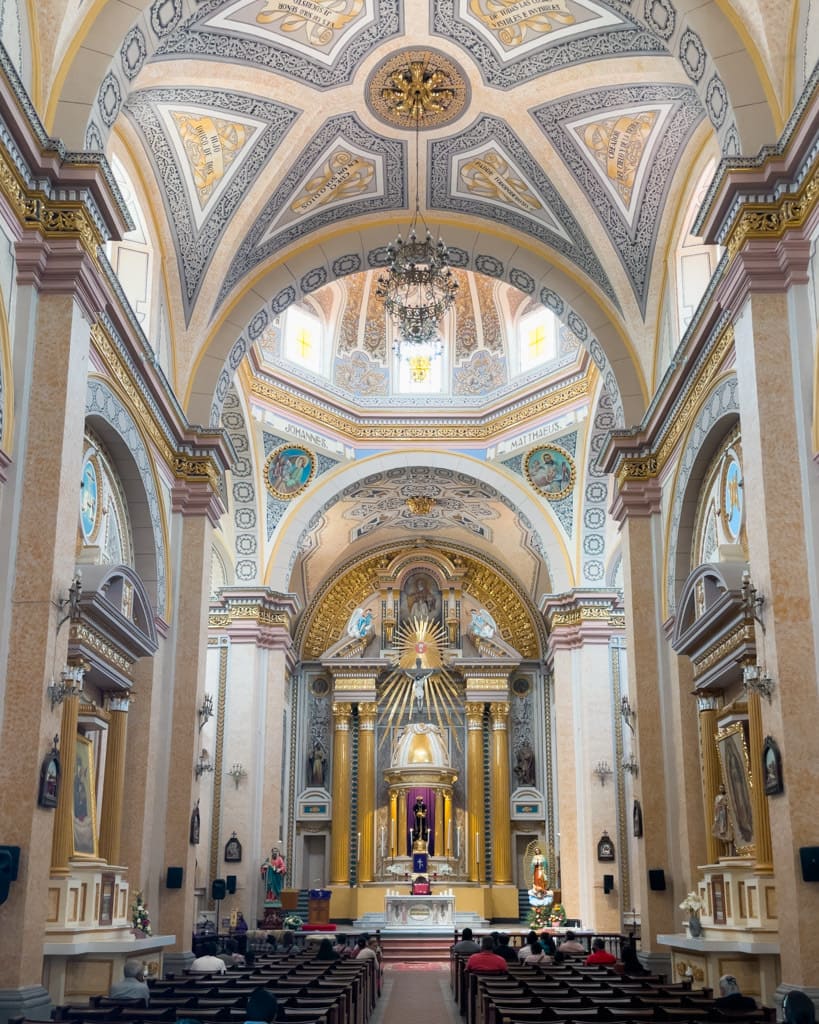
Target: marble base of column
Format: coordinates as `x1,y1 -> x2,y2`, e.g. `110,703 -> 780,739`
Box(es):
0,984 -> 53,1024
162,952 -> 195,979
638,951 -> 672,981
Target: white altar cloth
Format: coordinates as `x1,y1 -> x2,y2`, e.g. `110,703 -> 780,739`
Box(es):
384,893 -> 455,929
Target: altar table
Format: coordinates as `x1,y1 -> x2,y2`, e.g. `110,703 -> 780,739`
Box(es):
384,893 -> 455,929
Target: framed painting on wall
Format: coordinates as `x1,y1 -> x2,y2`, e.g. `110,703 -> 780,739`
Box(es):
716,723 -> 754,854
72,734 -> 98,858
762,735 -> 783,795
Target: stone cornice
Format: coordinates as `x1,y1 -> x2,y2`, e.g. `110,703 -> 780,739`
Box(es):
541,589 -> 625,649
15,235 -> 108,323
244,357 -> 593,444
208,589 -> 301,649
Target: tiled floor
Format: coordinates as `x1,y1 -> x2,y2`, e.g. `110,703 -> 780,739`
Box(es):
370,964 -> 461,1024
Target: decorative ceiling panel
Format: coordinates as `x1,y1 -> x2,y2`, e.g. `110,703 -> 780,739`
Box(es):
532,84 -> 703,314
153,0 -> 401,88
432,0 -> 666,88
124,87 -> 300,321
217,114 -> 404,308
430,116 -> 618,307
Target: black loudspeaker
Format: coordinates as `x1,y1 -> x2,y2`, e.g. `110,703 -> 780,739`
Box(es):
211,878 -> 227,901
166,866 -> 184,889
648,869 -> 666,891
226,875 -> 237,894
603,874 -> 614,894
799,847 -> 819,881
0,846 -> 20,905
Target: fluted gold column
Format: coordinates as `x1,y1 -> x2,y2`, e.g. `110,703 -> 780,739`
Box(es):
466,703 -> 484,882
330,703 -> 352,884
747,691 -> 773,871
389,790 -> 398,857
434,787 -> 444,857
490,702 -> 512,883
444,791 -> 452,858
99,695 -> 130,865
399,791 -> 408,856
51,688 -> 82,873
358,703 -> 377,882
698,697 -> 722,864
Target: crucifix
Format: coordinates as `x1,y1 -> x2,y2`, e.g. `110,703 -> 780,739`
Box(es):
405,656 -> 433,715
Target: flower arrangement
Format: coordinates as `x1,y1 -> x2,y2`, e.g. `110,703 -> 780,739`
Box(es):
283,913 -> 303,930
528,904 -> 553,929
131,890 -> 152,935
679,891 -> 703,915
549,903 -> 567,925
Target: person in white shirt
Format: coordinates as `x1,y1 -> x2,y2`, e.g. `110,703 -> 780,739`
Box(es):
109,960 -> 150,1004
190,942 -> 227,974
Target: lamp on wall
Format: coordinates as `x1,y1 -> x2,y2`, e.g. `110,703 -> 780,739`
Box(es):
198,694 -> 214,730
622,754 -> 639,777
195,750 -> 214,779
226,762 -> 247,789
593,760 -> 613,786
47,664 -> 85,711
620,695 -> 636,732
55,572 -> 83,632
740,569 -> 765,630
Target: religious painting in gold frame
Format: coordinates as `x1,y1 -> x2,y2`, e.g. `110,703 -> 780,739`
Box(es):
716,723 -> 754,855
72,734 -> 98,858
263,445 -> 316,500
524,444 -> 575,501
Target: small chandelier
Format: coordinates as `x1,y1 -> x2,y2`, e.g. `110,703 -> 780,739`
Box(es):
376,61 -> 458,365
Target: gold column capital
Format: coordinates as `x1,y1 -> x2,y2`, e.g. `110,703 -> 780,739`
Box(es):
332,703 -> 353,724
489,701 -> 510,723
466,704 -> 484,729
359,702 -> 378,723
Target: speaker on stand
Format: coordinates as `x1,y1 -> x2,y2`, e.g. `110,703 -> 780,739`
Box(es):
211,878 -> 226,935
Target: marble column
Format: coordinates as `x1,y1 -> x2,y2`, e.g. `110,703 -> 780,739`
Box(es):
329,703 -> 352,884
50,688 -> 82,872
0,238 -> 105,1016
434,787 -> 445,859
728,268 -> 819,984
98,695 -> 131,865
161,480 -> 223,975
607,486 -> 677,948
544,593 -> 624,932
357,703 -> 377,883
698,698 -> 723,865
489,702 -> 512,884
466,703 -> 484,883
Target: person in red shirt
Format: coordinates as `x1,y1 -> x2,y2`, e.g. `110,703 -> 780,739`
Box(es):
466,935 -> 509,972
585,938 -> 617,965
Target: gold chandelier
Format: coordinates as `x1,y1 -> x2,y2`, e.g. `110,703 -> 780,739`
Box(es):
376,60 -> 459,364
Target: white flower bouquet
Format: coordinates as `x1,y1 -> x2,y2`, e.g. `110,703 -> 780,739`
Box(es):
679,891 -> 703,914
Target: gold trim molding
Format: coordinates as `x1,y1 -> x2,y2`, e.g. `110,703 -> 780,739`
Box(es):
725,161 -> 819,263
69,622 -> 132,675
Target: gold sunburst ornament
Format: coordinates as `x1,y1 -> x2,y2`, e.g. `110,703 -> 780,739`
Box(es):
378,616 -> 463,751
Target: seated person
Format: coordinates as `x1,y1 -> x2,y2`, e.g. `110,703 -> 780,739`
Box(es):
314,937 -> 339,961
465,935 -> 508,973
219,937 -> 244,967
189,941 -> 227,974
245,988 -> 278,1024
585,938 -> 617,965
714,975 -> 757,1013
109,959 -> 150,1005
519,935 -> 550,964
557,930 -> 586,955
784,991 -> 816,1024
620,941 -> 649,975
539,931 -> 557,956
495,933 -> 520,963
452,927 -> 480,955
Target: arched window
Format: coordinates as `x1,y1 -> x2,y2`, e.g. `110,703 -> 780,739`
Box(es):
106,157 -> 154,336
676,160 -> 721,337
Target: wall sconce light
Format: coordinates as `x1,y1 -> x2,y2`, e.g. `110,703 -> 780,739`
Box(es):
55,573 -> 83,632
621,695 -> 636,732
741,569 -> 765,631
622,754 -> 639,776
226,763 -> 247,789
593,760 -> 613,786
743,663 -> 775,703
47,664 -> 85,711
198,694 -> 214,731
195,750 -> 214,779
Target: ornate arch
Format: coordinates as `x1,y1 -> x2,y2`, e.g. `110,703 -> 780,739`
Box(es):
664,373 -> 740,617
86,376 -> 169,618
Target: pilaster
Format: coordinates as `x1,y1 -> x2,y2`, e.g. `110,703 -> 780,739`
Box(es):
357,703 -> 377,883
329,703 -> 352,885
98,695 -> 130,865
489,702 -> 512,884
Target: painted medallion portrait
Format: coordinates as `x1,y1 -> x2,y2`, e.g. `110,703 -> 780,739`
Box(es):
524,444 -> 575,501
720,447 -> 744,541
79,453 -> 102,542
264,445 -> 316,500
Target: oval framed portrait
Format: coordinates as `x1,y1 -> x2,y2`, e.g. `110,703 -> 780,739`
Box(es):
79,451 -> 103,543
524,444 -> 575,501
264,445 -> 316,500
719,446 -> 744,542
